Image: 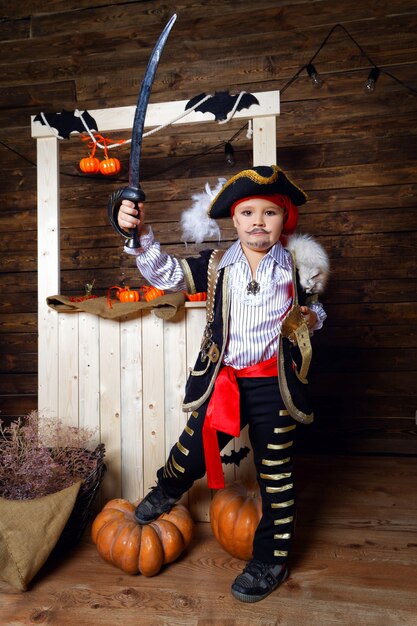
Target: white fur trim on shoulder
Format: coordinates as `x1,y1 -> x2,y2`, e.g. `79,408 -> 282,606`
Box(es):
180,178 -> 226,243
286,233 -> 330,294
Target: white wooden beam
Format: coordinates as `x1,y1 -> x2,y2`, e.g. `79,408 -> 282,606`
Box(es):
31,90 -> 280,137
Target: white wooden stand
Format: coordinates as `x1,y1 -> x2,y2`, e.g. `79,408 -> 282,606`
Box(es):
31,91 -> 280,520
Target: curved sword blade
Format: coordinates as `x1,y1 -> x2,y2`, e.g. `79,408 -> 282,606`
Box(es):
129,13 -> 177,188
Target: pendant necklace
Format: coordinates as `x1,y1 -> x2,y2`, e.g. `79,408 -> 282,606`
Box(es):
246,279 -> 260,295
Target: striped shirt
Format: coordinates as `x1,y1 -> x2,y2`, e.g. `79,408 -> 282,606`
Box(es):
127,228 -> 326,369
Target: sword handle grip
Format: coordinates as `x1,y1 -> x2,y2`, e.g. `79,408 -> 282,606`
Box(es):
108,185 -> 146,248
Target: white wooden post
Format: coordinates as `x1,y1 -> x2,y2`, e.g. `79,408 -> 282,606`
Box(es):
253,116 -> 278,166
37,136 -> 60,420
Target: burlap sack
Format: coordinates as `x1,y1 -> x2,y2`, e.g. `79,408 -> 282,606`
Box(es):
0,481 -> 81,591
46,292 -> 186,320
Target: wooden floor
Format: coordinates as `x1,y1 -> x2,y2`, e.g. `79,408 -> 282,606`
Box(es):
1,455 -> 417,626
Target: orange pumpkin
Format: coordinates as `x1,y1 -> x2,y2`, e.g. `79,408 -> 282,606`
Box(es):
141,285 -> 164,302
107,285 -> 140,308
91,499 -> 194,576
79,156 -> 100,174
99,157 -> 121,175
118,286 -> 140,303
210,482 -> 262,560
184,292 -> 207,301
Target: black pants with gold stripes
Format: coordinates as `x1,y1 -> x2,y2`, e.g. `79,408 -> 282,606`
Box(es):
156,376 -> 297,565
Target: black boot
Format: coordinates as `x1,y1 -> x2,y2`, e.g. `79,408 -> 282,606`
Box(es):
231,558 -> 288,603
134,484 -> 179,524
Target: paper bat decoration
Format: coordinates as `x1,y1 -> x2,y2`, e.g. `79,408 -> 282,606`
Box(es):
185,91 -> 259,121
33,110 -> 98,139
221,445 -> 250,467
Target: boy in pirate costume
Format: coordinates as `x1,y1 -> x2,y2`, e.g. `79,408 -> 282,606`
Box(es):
117,165 -> 329,603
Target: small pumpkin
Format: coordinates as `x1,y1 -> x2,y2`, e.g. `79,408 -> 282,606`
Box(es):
79,156 -> 100,174
118,286 -> 140,303
210,481 -> 262,561
184,292 -> 207,302
141,285 -> 165,302
99,157 -> 121,175
107,285 -> 140,308
91,499 -> 194,576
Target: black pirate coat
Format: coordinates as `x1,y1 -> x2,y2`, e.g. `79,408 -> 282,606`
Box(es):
179,234 -> 329,424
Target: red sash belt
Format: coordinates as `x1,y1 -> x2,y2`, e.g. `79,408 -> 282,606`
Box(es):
202,355 -> 278,489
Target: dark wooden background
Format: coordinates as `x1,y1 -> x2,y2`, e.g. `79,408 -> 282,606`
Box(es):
0,0 -> 416,455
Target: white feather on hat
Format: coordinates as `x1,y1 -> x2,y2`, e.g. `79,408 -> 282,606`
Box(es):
180,178 -> 226,244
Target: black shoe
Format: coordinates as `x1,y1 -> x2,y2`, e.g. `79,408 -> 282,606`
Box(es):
134,484 -> 178,524
231,558 -> 288,603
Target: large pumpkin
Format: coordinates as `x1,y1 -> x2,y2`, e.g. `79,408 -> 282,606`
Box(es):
210,482 -> 262,561
91,499 -> 194,576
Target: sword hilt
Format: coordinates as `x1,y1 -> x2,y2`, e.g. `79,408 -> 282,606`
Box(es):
108,185 -> 146,248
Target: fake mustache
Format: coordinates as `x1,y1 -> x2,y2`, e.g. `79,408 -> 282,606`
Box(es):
247,228 -> 270,234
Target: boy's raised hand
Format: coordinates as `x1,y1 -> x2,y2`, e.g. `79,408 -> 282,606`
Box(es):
117,199 -> 145,234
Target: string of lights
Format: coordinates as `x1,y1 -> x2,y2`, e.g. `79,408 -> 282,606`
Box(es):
224,22 -> 417,164
1,22 -> 416,174
280,22 -> 417,95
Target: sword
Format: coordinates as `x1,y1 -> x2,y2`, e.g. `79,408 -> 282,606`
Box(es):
108,14 -> 177,247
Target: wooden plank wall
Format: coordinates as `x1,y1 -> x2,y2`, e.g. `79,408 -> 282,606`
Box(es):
0,0 -> 416,455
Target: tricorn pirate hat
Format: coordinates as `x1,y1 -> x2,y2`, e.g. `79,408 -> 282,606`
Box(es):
208,164 -> 307,219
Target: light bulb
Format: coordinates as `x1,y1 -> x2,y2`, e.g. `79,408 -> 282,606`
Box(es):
364,67 -> 380,93
224,142 -> 235,166
306,63 -> 323,88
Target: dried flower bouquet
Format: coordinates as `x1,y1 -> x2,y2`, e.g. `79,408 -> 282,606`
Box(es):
0,410 -> 101,500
